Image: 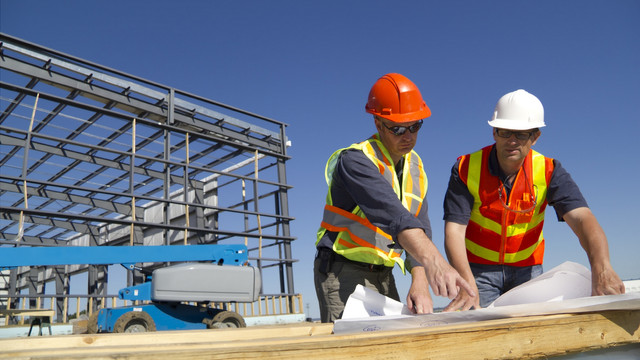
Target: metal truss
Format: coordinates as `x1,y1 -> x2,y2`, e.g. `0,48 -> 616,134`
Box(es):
0,33 -> 296,313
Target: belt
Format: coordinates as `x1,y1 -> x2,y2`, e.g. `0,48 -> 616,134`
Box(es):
316,247 -> 388,272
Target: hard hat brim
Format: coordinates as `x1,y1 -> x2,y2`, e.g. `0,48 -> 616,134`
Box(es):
369,108 -> 431,123
488,118 -> 546,130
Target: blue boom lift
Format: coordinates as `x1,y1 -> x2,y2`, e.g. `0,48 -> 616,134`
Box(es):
1,244 -> 261,333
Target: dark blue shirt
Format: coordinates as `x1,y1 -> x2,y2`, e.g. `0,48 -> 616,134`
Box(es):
443,145 -> 588,225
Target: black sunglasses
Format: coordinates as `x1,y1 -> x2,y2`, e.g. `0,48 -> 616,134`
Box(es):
381,120 -> 423,136
495,128 -> 537,140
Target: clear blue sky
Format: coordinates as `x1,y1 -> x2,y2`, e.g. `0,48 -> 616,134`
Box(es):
2,0 -> 639,319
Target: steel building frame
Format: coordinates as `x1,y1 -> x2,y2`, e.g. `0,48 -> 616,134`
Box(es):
0,33 -> 296,319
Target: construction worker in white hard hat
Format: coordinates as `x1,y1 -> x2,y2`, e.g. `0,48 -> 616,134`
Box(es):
442,89 -> 625,310
314,73 -> 475,322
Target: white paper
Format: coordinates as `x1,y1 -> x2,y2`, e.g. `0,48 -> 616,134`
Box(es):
334,292 -> 640,334
333,261 -> 640,334
341,284 -> 412,319
488,261 -> 592,307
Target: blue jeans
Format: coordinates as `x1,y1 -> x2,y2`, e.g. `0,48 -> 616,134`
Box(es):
470,263 -> 543,308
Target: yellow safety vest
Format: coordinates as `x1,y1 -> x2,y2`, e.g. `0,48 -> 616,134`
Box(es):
316,134 -> 428,273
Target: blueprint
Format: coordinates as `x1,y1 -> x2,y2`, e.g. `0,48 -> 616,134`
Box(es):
334,262 -> 640,334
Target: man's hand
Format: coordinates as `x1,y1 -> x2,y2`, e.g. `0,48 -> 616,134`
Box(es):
443,281 -> 480,312
592,264 -> 625,296
423,254 -> 476,300
397,228 -> 476,300
407,266 -> 433,314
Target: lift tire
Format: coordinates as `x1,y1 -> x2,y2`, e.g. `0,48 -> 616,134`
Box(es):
205,310 -> 246,329
86,311 -> 99,334
113,311 -> 156,333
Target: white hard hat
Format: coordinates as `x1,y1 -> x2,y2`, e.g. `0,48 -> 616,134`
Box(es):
488,89 -> 545,130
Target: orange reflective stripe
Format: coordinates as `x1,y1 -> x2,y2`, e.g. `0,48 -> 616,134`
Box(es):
414,201 -> 422,218
321,220 -> 375,249
336,238 -> 357,250
332,230 -> 388,254
323,204 -> 392,241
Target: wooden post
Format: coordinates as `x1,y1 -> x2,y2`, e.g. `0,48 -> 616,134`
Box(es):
63,298 -> 68,323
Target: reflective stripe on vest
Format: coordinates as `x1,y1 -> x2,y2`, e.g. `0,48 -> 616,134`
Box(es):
316,135 -> 428,272
461,145 -> 554,266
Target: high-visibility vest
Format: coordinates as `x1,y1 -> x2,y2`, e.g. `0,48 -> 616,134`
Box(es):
459,145 -> 554,266
316,134 -> 428,273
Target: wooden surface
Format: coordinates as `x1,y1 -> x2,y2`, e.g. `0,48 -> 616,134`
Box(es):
1,310 -> 639,360
0,309 -> 55,318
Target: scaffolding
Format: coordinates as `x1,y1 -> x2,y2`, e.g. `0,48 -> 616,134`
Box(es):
0,33 -> 297,322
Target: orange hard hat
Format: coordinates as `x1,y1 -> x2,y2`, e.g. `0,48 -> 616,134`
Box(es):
365,73 -> 431,123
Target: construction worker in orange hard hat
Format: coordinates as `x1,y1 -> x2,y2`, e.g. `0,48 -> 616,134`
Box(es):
442,89 -> 625,311
314,73 -> 475,323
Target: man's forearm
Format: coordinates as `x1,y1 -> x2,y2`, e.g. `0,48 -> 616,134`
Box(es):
397,227 -> 475,299
564,207 -> 625,295
564,208 -> 611,268
444,221 -> 475,282
397,228 -> 443,267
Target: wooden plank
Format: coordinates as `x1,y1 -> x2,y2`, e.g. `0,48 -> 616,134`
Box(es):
1,310 -> 638,360
0,309 -> 55,317
0,322 -> 334,352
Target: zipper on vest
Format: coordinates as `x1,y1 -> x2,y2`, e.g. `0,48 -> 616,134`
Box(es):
498,170 -> 518,264
499,209 -> 507,264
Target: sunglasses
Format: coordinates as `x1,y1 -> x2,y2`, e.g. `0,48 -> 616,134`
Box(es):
495,128 -> 537,140
381,120 -> 423,136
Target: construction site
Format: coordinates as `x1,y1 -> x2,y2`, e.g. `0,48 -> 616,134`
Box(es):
0,31 -> 300,330
1,32 -> 639,359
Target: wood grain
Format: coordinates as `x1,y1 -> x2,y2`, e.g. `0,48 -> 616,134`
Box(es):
2,310 -> 638,360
